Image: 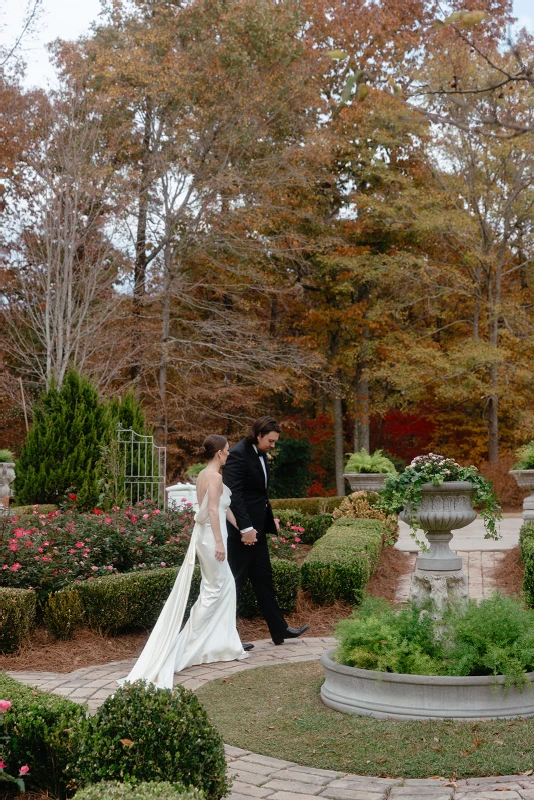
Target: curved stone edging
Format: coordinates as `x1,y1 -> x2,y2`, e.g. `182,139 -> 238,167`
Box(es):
7,636 -> 534,799
321,650 -> 534,720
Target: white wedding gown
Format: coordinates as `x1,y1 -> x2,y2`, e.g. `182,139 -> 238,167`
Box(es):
120,484 -> 247,690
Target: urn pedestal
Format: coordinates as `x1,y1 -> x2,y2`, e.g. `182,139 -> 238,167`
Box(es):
400,481 -> 476,609
343,473 -> 389,493
510,469 -> 534,522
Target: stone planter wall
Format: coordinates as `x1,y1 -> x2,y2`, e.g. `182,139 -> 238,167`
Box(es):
321,650 -> 534,720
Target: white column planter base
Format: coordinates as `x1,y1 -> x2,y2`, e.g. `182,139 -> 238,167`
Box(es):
320,651 -> 534,720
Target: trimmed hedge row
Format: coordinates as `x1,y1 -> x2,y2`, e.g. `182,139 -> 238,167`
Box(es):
45,558 -> 300,635
0,672 -> 85,797
521,522 -> 534,607
74,783 -> 205,800
0,586 -> 36,653
270,496 -> 344,514
301,518 -> 384,605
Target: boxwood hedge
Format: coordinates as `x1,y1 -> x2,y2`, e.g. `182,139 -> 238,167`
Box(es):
521,522 -> 534,607
73,782 -> 205,800
45,558 -> 300,635
300,518 -> 384,605
0,672 -> 86,797
0,586 -> 36,653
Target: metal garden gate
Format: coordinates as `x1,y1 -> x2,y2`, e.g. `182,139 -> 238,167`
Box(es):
117,424 -> 167,509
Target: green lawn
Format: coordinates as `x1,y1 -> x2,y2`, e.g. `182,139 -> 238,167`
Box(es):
196,661 -> 534,779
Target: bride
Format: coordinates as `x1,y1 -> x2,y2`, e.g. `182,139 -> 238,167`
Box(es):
120,434 -> 248,689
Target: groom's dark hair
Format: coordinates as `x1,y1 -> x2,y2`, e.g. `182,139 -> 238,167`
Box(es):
246,416 -> 281,444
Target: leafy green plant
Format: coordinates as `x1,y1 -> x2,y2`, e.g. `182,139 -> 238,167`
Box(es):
513,442 -> 534,470
301,519 -> 383,605
344,449 -> 397,475
334,597 -> 442,675
379,453 -> 501,539
269,438 -> 313,499
334,594 -> 534,690
0,588 -> 36,654
0,673 -> 85,797
73,782 -> 205,800
185,462 -> 206,479
0,450 -> 14,463
70,681 -> 229,800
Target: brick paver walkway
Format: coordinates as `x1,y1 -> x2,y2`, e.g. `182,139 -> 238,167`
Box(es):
8,634 -> 534,800
394,551 -> 506,603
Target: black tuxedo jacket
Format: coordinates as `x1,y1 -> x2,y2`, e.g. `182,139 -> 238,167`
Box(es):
223,438 -> 277,540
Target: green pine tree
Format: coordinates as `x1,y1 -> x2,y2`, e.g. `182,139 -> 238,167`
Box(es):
14,370 -> 108,509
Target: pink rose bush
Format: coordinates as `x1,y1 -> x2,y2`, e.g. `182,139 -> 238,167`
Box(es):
0,501 -> 194,596
268,520 -> 304,560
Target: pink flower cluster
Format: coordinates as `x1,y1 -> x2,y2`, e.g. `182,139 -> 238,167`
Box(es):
0,501 -> 194,594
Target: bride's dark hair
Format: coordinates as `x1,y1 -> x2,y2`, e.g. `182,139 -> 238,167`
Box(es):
203,434 -> 228,460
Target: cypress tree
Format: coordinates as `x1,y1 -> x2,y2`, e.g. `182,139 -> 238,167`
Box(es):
14,370 -> 108,509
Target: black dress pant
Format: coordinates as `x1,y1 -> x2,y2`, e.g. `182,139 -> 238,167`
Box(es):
227,534 -> 287,640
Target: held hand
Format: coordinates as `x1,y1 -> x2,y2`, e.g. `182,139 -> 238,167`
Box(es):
274,517 -> 280,533
215,541 -> 226,561
241,529 -> 257,546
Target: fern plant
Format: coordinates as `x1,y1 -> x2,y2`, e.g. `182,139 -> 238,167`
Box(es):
344,449 -> 397,475
0,450 -> 14,463
513,441 -> 534,470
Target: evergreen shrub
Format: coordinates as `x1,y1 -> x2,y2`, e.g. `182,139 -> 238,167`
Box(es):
0,673 -> 85,797
270,496 -> 344,514
44,589 -> 86,640
70,681 -> 228,800
269,438 -> 313,498
50,559 -> 300,634
73,782 -> 205,800
14,371 -> 108,509
0,587 -> 36,653
521,522 -> 534,607
301,519 -> 384,605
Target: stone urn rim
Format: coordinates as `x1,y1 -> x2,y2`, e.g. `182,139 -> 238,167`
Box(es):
416,480 -> 476,493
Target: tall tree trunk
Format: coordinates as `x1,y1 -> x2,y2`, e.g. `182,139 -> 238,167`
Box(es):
156,243 -> 173,446
333,393 -> 345,495
353,374 -> 370,453
131,103 -> 153,383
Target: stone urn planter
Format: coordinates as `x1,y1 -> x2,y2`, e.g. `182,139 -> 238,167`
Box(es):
320,650 -> 534,720
510,469 -> 534,521
400,481 -> 477,609
343,473 -> 389,493
0,462 -> 15,516
400,481 -> 476,571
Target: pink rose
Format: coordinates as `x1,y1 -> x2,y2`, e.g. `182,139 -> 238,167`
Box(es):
75,542 -> 84,549
19,765 -> 30,775
0,760 -> 5,768
291,544 -> 296,549
105,517 -> 112,524
10,563 -> 21,572
0,700 -> 11,712
295,537 -> 301,543
143,513 -> 150,519
161,562 -> 166,567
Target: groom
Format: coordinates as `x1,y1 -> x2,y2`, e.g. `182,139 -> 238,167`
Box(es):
223,416 -> 309,646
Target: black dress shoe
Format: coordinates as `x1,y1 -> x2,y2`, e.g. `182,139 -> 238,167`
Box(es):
272,625 -> 310,645
242,642 -> 254,652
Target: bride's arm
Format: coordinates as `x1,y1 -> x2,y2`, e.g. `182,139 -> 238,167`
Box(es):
207,474 -> 226,562
226,507 -> 238,529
